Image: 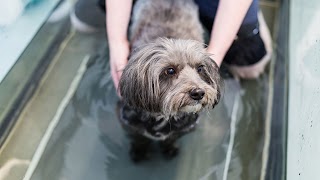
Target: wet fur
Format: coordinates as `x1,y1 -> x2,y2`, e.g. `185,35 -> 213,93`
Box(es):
118,0 -> 222,162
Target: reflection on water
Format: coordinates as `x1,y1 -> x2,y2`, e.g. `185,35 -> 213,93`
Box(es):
30,50 -> 268,180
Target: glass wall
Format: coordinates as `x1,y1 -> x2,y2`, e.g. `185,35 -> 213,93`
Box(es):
287,0 -> 320,179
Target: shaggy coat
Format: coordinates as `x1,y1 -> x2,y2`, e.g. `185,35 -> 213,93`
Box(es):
118,0 -> 222,162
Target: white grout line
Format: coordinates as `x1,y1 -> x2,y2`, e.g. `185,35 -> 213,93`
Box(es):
23,55 -> 90,180
222,89 -> 241,180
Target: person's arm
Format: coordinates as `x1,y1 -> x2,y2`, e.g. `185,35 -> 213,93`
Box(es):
207,0 -> 253,66
106,0 -> 133,92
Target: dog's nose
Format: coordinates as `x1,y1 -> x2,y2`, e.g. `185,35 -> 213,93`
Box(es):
189,88 -> 205,100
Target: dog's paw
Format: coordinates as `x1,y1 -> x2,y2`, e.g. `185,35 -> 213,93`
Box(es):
161,144 -> 179,159
129,147 -> 151,163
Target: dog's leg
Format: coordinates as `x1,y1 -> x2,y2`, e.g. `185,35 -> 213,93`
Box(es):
159,135 -> 180,159
129,134 -> 152,162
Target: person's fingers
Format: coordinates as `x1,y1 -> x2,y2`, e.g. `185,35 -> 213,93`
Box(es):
117,69 -> 123,81
208,53 -> 223,67
116,70 -> 123,97
109,46 -> 129,96
111,62 -> 126,97
111,67 -> 119,89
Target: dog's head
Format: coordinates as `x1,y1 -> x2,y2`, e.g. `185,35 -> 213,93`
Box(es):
119,38 -> 222,115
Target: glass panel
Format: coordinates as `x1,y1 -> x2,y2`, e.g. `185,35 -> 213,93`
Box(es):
0,0 -> 61,83
287,0 -> 320,179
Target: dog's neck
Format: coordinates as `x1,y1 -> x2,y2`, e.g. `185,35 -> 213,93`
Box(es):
120,104 -> 199,141
143,110 -> 198,122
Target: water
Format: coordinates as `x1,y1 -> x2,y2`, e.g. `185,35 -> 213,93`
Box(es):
29,50 -> 269,180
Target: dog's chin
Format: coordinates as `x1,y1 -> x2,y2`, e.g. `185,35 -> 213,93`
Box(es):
179,104 -> 203,113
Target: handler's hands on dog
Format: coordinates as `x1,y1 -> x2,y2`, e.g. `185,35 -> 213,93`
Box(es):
110,46 -> 222,94
106,0 -> 133,95
107,0 -> 270,95
109,40 -> 130,94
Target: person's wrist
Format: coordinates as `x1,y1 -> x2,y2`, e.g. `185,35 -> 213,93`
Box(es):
109,39 -> 130,58
206,46 -> 224,67
109,37 -> 129,48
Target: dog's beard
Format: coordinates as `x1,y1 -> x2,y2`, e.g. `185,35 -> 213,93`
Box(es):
161,74 -> 219,115
180,104 -> 202,113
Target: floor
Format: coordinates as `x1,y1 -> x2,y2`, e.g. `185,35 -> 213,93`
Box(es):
0,1 -> 279,180
27,69 -> 270,180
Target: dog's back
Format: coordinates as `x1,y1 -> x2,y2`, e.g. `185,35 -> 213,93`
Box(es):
130,0 -> 204,49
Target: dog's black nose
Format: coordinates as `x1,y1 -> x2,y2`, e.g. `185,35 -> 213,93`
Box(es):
190,88 -> 205,100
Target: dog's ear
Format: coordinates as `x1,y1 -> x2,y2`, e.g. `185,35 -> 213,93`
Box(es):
203,57 -> 223,106
119,43 -> 163,112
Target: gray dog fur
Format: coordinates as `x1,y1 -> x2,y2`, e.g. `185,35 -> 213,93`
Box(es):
118,0 -> 222,161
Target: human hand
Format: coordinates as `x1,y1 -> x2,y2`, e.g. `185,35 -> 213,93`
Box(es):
207,20 -> 272,79
207,45 -> 271,79
206,46 -> 224,68
109,40 -> 130,95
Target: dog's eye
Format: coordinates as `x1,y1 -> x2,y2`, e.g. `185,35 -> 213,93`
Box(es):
197,65 -> 204,73
166,68 -> 176,75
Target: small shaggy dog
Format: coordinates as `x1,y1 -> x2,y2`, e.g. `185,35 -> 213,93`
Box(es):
118,0 -> 222,162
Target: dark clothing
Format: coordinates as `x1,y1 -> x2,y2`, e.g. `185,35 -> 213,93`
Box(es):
97,0 -> 266,66
194,0 -> 259,27
194,0 -> 266,66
